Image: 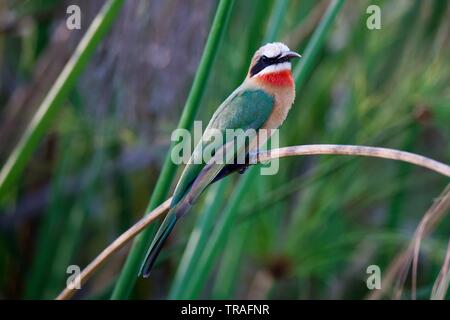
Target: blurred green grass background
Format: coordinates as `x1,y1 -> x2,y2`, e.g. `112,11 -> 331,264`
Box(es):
0,0 -> 449,299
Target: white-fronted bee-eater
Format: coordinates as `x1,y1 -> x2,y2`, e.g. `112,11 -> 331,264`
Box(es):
140,42 -> 301,277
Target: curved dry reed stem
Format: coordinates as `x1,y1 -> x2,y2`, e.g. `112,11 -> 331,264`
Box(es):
56,144 -> 450,300
56,198 -> 172,300
251,145 -> 450,177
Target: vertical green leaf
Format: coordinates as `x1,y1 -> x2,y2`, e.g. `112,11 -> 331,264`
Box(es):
111,0 -> 235,299
0,0 -> 125,202
168,0 -> 272,299
168,180 -> 230,299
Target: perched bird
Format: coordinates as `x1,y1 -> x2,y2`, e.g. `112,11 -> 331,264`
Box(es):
140,42 -> 301,277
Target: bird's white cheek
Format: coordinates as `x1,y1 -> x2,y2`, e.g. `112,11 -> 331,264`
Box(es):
256,62 -> 291,76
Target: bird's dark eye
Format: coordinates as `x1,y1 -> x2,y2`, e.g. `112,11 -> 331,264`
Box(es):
250,55 -> 277,77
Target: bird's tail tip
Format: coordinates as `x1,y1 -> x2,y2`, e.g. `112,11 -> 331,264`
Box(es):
139,214 -> 178,278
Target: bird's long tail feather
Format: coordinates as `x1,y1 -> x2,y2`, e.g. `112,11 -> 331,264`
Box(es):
139,162 -> 227,277
139,212 -> 178,278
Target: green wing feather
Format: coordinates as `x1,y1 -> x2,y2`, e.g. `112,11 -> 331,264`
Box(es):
171,88 -> 274,206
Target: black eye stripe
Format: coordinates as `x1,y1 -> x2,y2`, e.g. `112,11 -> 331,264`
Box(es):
250,54 -> 290,77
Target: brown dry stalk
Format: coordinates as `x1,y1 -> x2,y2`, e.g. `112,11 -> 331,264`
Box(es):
431,238 -> 450,300
56,144 -> 450,300
56,198 -> 172,300
367,184 -> 450,300
251,145 -> 450,177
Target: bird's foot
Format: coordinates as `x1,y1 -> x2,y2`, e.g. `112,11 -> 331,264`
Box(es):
238,164 -> 250,174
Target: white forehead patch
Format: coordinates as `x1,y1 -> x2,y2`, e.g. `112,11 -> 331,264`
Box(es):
258,42 -> 290,58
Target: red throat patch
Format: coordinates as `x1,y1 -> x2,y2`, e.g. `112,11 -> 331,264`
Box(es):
257,70 -> 294,87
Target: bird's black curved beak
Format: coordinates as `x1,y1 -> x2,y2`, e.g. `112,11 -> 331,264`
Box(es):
282,51 -> 302,60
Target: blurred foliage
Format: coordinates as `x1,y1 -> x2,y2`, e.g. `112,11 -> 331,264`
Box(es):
0,0 -> 449,300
